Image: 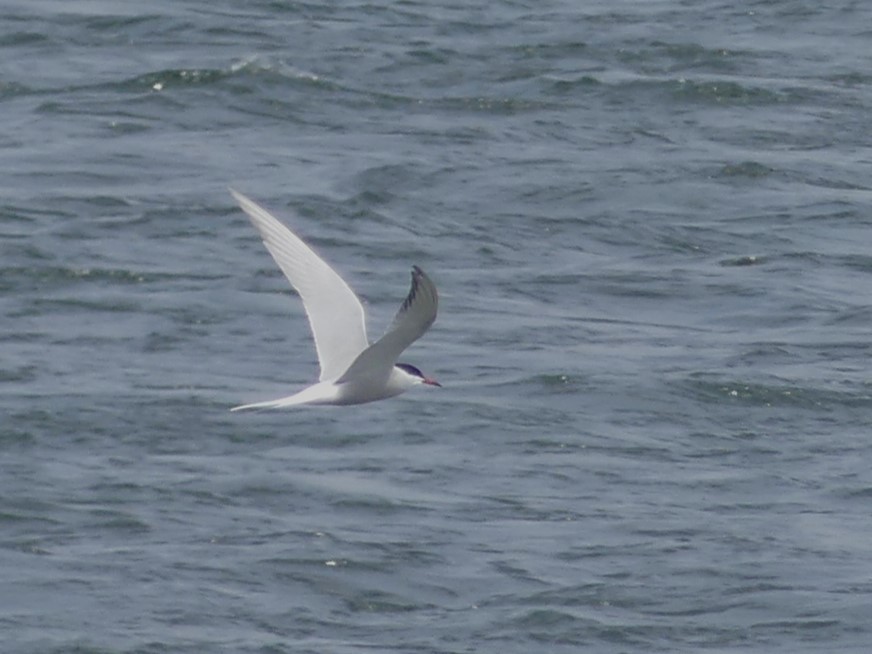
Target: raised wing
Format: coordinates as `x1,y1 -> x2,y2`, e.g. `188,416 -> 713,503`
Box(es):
338,266 -> 437,382
230,189 -> 369,382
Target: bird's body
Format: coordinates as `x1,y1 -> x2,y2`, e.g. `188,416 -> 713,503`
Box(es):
230,367 -> 421,410
229,190 -> 440,410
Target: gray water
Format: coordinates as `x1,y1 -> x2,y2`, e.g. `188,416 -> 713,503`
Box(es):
3,1 -> 872,652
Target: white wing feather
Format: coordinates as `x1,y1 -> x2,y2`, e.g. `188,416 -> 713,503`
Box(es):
230,189 -> 369,382
338,266 -> 438,382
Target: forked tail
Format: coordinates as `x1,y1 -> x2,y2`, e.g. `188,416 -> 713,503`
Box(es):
230,382 -> 338,411
230,397 -> 293,412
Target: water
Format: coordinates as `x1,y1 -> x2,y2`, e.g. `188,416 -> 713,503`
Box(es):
3,1 -> 872,652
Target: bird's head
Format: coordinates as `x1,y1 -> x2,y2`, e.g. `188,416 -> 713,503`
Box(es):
395,363 -> 441,387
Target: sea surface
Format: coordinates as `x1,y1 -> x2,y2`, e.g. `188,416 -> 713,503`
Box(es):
2,1 -> 872,652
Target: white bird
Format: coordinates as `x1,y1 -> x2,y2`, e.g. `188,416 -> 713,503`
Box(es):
229,189 -> 440,410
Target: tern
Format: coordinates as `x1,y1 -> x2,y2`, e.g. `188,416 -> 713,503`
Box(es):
229,189 -> 440,410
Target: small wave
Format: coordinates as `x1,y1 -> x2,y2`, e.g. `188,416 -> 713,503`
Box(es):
673,78 -> 781,104
717,161 -> 775,179
683,374 -> 872,409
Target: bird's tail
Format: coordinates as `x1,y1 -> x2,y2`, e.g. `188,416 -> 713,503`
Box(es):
230,382 -> 336,411
230,397 -> 293,412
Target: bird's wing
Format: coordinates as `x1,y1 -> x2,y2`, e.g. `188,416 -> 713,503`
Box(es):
338,266 -> 437,382
230,189 -> 369,382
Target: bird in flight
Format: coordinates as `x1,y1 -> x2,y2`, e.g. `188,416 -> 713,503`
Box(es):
229,190 -> 440,410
